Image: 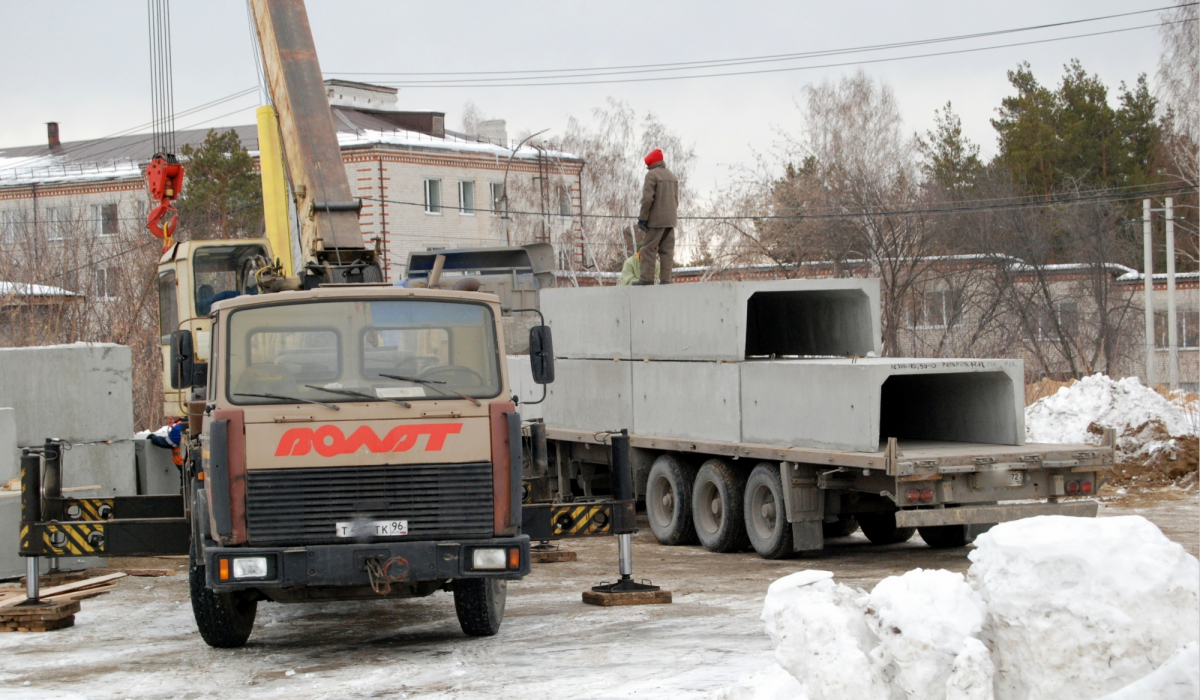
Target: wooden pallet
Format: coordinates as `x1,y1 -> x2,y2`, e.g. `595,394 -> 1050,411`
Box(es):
532,549 -> 577,563
0,600 -> 80,633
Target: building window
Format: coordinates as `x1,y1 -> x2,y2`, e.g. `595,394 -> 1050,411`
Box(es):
914,289 -> 961,328
490,183 -> 506,217
459,181 -> 475,216
424,179 -> 442,214
557,185 -> 572,218
93,268 -> 113,300
0,211 -> 16,243
1155,310 -> 1200,349
47,207 -> 68,241
92,203 -> 119,237
1031,301 -> 1078,341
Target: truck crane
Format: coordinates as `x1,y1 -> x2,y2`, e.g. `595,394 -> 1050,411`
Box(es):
17,0 -> 643,648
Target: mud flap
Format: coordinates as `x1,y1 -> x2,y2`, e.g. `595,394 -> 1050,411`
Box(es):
780,461 -> 824,552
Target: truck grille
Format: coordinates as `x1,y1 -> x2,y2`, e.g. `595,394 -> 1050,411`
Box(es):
244,462 -> 494,545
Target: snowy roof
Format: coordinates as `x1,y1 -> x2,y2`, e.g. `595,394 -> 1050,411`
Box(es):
0,103 -> 576,188
0,281 -> 79,297
1116,270 -> 1200,283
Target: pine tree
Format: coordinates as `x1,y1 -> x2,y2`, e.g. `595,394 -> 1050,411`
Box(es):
177,129 -> 264,240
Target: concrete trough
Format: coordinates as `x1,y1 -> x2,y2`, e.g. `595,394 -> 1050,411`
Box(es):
632,361 -> 741,443
543,359 -> 634,433
540,278 -> 881,361
541,286 -> 632,359
740,357 -> 1024,453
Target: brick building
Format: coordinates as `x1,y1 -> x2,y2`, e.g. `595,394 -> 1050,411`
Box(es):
0,81 -> 585,284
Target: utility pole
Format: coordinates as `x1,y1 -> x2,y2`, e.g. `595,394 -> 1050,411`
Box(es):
1165,198 -> 1177,389
1142,199 -> 1155,387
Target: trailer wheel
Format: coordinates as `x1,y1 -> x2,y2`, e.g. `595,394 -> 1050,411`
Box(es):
692,459 -> 750,553
823,515 -> 859,539
453,578 -> 507,637
189,556 -> 257,648
646,454 -> 698,545
744,463 -> 793,559
918,525 -> 972,549
857,512 -> 917,545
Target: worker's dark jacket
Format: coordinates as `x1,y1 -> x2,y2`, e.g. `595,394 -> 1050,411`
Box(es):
638,162 -> 679,228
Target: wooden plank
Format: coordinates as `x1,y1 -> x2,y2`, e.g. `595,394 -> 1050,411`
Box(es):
0,572 -> 126,610
582,589 -> 672,606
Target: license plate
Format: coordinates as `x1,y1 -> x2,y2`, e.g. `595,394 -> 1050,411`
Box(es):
335,520 -> 408,538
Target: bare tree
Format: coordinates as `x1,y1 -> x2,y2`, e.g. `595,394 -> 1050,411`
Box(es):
1157,0 -> 1198,267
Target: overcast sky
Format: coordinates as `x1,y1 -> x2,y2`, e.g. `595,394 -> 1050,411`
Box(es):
1,1 -> 1172,195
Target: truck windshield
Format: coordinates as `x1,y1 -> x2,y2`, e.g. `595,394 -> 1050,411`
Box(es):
225,299 -> 502,405
194,245 -> 267,316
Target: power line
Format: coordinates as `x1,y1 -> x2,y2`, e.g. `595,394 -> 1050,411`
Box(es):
328,4 -> 1190,79
360,184 -> 1195,223
367,20 -> 1191,88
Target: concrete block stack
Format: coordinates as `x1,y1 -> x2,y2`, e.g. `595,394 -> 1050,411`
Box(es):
0,343 -> 137,578
533,279 -> 1024,453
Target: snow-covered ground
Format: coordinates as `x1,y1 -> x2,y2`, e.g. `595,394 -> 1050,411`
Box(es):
721,514 -> 1200,700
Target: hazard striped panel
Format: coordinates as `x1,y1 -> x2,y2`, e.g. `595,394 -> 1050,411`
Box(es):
63,498 -> 114,521
40,523 -> 106,555
551,504 -> 612,537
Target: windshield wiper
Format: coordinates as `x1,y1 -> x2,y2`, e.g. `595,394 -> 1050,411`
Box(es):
379,373 -> 482,407
304,384 -> 411,408
235,392 -> 340,410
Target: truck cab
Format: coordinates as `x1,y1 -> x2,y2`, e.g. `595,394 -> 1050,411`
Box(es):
157,239 -> 273,417
182,285 -> 533,646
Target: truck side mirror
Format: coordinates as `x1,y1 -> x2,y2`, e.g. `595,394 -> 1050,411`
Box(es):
171,330 -> 194,390
529,325 -> 555,384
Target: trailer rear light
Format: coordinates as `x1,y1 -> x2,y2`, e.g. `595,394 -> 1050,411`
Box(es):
217,557 -> 230,581
1080,480 -> 1094,495
1066,480 -> 1081,496
906,488 -> 922,503
507,547 -> 521,570
471,548 -> 507,570
920,487 -> 934,504
232,557 -> 268,579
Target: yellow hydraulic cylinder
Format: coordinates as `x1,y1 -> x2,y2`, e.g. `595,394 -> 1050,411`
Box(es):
256,105 -> 293,277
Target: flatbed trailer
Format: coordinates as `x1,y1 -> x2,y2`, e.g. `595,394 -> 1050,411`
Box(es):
535,426 -> 1110,556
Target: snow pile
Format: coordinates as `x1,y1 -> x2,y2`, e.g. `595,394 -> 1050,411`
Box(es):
1098,642 -> 1200,700
1025,374 -> 1198,485
866,569 -> 992,700
726,515 -> 1199,700
970,515 -> 1199,700
1025,374 -> 1196,444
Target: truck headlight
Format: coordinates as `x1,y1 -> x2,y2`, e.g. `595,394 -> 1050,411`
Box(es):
471,548 -> 507,570
233,557 -> 268,579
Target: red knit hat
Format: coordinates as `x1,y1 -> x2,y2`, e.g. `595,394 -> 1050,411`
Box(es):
644,149 -> 664,166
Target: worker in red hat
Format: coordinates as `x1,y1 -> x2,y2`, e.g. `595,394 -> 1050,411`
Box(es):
633,148 -> 679,285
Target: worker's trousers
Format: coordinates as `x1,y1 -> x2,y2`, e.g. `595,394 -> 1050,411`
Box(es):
637,226 -> 675,284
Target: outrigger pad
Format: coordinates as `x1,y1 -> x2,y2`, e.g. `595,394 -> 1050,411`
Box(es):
583,576 -> 672,606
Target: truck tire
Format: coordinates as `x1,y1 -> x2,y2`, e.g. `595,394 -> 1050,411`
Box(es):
189,558 -> 257,648
453,578 -> 507,637
823,515 -> 859,539
744,463 -> 793,559
646,454 -> 698,545
692,459 -> 750,553
918,525 -> 972,549
857,512 -> 917,545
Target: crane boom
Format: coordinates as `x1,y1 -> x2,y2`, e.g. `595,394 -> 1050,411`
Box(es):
249,0 -> 376,278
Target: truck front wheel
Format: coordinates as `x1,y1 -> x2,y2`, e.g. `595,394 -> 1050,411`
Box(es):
189,560 -> 257,648
453,578 -> 507,637
857,512 -> 917,545
692,459 -> 750,553
744,463 -> 792,559
646,454 -> 698,546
